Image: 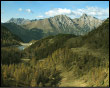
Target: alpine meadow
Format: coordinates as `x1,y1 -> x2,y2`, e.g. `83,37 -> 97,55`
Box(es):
1,1 -> 109,87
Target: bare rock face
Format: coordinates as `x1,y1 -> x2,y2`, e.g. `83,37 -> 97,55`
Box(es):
73,14 -> 103,34
48,15 -> 79,33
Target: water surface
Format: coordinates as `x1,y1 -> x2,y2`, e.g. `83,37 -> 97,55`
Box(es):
18,45 -> 27,50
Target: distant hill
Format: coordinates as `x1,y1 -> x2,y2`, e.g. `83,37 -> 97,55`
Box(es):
1,25 -> 22,46
6,18 -> 32,25
2,23 -> 44,42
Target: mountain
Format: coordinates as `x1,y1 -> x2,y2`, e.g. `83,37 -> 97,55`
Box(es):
7,18 -> 32,25
22,14 -> 103,35
1,25 -> 22,46
73,13 -> 103,34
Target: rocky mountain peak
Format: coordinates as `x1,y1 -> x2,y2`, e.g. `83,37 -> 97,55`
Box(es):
7,18 -> 31,25
54,14 -> 68,18
51,14 -> 72,22
49,14 -> 74,28
80,13 -> 89,20
82,13 -> 88,17
9,18 -> 25,22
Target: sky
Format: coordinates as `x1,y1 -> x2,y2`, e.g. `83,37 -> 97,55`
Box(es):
1,1 -> 109,22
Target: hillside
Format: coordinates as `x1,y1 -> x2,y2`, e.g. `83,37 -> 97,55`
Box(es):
84,18 -> 109,52
1,25 -> 22,47
24,34 -> 76,59
2,23 -> 44,42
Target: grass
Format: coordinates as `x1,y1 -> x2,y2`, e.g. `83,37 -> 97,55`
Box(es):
56,46 -> 109,87
21,58 -> 30,63
71,46 -> 108,58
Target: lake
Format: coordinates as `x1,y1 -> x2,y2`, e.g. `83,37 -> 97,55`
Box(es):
18,45 -> 27,50
17,42 -> 32,50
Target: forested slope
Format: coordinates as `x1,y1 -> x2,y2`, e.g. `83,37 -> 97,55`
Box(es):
1,25 -> 22,46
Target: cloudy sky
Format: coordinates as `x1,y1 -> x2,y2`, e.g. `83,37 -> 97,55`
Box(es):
1,1 -> 109,22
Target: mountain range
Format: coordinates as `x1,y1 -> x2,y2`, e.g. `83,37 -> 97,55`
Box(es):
6,18 -> 38,25
23,14 -> 103,35
3,14 -> 103,42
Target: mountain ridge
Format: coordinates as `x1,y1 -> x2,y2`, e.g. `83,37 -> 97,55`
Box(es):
22,14 -> 103,35
3,14 -> 104,42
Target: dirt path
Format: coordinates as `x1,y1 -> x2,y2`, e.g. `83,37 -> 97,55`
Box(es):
58,67 -> 88,87
59,77 -> 88,87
